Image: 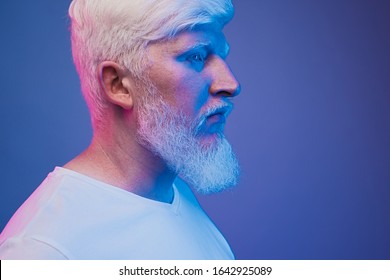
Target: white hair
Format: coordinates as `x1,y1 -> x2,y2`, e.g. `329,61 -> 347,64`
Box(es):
68,0 -> 234,128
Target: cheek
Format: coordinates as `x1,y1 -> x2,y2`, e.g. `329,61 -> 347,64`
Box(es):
170,77 -> 210,118
148,62 -> 210,116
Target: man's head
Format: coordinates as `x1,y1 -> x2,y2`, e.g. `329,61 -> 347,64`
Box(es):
69,0 -> 234,126
69,0 -> 241,193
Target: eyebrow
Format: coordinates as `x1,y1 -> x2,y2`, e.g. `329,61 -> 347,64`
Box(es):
178,41 -> 230,58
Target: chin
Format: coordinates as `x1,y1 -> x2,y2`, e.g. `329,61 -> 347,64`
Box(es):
197,131 -> 225,148
180,136 -> 240,194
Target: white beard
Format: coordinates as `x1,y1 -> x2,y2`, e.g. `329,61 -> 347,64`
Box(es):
136,82 -> 239,193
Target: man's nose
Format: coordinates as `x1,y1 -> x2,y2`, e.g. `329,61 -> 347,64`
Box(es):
208,57 -> 241,97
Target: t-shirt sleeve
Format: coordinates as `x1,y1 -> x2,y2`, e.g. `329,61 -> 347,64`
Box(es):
0,237 -> 69,260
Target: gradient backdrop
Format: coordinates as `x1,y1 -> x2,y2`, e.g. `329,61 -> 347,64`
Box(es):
1,0 -> 389,259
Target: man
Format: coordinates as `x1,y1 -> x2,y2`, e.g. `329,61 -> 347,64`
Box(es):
0,0 -> 240,259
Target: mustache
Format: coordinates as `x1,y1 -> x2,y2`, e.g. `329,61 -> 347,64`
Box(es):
193,102 -> 234,133
204,103 -> 234,118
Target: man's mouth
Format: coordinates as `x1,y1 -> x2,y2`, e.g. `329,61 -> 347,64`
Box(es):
202,105 -> 233,133
207,112 -> 226,124
205,104 -> 233,120
193,103 -> 233,136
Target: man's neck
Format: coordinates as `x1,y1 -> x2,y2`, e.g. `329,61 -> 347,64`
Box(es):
63,133 -> 176,204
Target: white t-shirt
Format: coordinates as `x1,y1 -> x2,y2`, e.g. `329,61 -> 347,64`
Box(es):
0,167 -> 234,260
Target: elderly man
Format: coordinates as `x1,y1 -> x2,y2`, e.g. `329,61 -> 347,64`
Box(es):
0,0 -> 240,259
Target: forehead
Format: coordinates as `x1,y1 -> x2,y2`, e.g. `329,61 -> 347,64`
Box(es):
149,23 -> 230,57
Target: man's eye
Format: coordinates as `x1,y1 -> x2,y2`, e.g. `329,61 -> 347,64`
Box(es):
188,53 -> 205,63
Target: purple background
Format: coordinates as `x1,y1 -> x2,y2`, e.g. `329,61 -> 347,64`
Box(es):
1,0 -> 389,259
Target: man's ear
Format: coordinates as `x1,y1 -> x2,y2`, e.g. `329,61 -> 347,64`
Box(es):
98,61 -> 135,110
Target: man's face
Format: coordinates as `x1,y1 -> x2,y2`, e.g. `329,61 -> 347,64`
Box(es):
136,22 -> 241,193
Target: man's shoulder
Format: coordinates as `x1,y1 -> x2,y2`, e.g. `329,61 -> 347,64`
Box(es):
0,168 -> 111,246
0,168 -> 75,233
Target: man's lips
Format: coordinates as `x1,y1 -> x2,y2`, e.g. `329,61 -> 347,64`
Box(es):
194,103 -> 233,134
203,105 -> 232,132
204,104 -> 233,120
207,112 -> 226,124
